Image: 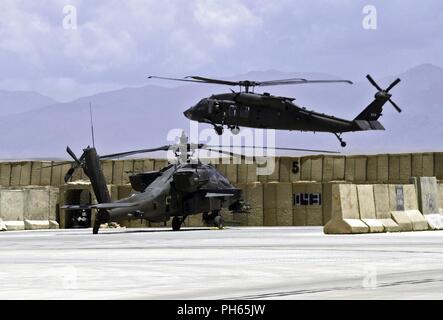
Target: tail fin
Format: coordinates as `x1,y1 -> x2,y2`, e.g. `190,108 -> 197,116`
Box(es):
64,146 -> 112,233
354,75 -> 401,126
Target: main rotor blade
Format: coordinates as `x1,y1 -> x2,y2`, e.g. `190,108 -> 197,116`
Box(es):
40,161 -> 73,169
257,79 -> 352,86
99,145 -> 171,159
204,145 -> 340,154
185,76 -> 239,86
385,78 -> 401,92
203,148 -> 249,160
366,74 -> 383,91
148,76 -> 211,84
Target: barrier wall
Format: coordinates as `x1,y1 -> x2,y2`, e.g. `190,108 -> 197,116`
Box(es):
0,186 -> 59,231
3,152 -> 443,188
324,182 -> 433,234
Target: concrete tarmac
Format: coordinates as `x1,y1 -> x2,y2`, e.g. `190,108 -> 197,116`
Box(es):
0,227 -> 442,299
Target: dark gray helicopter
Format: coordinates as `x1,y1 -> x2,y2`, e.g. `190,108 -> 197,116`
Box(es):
59,133 -> 336,234
148,75 -> 401,147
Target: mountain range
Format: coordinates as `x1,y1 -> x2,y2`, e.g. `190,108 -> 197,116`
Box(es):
0,63 -> 442,159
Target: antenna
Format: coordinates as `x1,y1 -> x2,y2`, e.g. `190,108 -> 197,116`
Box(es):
89,102 -> 96,148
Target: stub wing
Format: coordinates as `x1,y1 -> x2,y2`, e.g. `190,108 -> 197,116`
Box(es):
205,192 -> 235,198
62,203 -> 138,210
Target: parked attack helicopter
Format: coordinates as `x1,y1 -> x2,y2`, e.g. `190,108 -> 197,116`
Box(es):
58,133 -> 337,234
148,75 -> 402,147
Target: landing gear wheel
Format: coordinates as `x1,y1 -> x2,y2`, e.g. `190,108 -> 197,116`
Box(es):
334,133 -> 347,148
213,216 -> 224,229
230,126 -> 240,135
214,126 -> 224,135
172,216 -> 182,231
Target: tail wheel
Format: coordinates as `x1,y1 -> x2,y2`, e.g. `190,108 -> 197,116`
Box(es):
172,216 -> 182,231
230,126 -> 240,135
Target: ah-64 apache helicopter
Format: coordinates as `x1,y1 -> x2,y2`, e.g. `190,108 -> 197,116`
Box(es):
58,133 -> 337,234
149,74 -> 402,147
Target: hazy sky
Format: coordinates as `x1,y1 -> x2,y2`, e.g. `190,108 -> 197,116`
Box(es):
0,0 -> 442,101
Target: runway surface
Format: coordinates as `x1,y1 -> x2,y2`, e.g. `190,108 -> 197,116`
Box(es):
0,227 -> 442,299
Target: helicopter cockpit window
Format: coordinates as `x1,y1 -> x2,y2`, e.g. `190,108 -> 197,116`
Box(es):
209,170 -> 232,188
196,100 -> 207,111
207,100 -> 214,113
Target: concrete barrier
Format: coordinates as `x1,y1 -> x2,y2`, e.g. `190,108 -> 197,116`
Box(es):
49,220 -> 59,229
293,182 -> 306,226
305,183 -> 323,226
389,155 -> 400,183
40,161 -> 52,185
112,160 -> 124,185
50,162 -> 62,187
10,162 -> 21,186
24,188 -> 50,220
238,164 -> 257,183
0,189 -> 25,221
434,153 -> 443,180
322,181 -> 352,225
411,153 -> 434,177
377,154 -> 389,183
19,162 -> 32,186
0,218 -> 6,231
389,184 -> 427,231
244,182 -> 264,226
373,184 -> 400,232
345,157 -> 355,182
101,160 -> 114,183
416,177 -> 443,229
323,184 -> 369,234
0,163 -> 11,186
403,184 -> 428,231
310,156 -> 323,182
24,219 -> 50,230
143,159 -> 154,172
356,185 -> 384,232
399,154 -> 412,182
30,162 -> 42,185
300,157 -> 312,181
366,155 -> 377,182
279,157 -> 300,182
132,159 -> 144,173
154,159 -> 168,171
122,160 -> 134,184
263,182 -> 292,226
3,220 -> 25,231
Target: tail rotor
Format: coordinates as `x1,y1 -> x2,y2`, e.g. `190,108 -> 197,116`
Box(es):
366,74 -> 402,113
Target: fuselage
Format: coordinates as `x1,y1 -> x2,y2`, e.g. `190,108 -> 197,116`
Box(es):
184,92 -> 359,133
108,163 -> 242,222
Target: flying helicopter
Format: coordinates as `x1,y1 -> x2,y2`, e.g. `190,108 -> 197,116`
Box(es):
148,74 -> 402,147
58,132 -> 338,234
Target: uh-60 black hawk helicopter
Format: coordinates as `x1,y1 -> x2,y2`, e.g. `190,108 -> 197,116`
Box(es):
59,133 -> 335,234
148,74 -> 402,147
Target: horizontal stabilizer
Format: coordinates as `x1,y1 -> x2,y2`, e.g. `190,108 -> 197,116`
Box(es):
62,203 -> 138,210
354,120 -> 385,131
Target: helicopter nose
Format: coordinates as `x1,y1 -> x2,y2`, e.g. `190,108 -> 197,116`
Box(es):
184,107 -> 193,119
